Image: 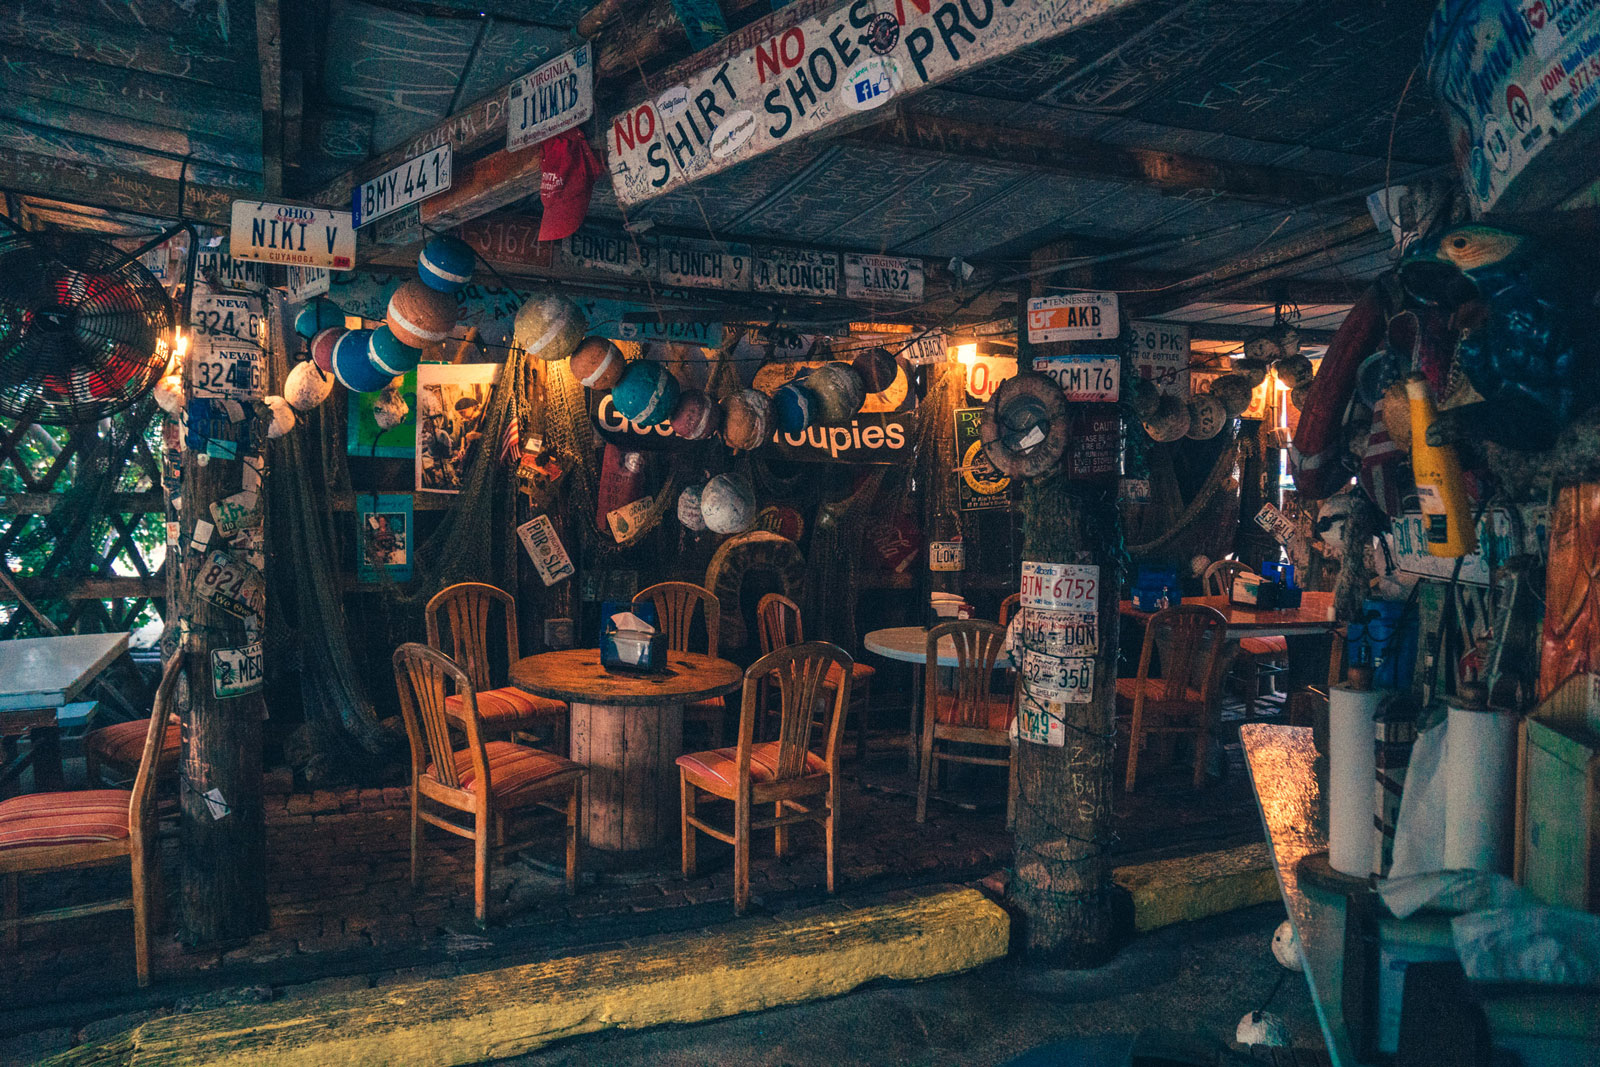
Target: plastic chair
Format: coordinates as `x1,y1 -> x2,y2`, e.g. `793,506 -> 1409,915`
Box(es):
1202,559 -> 1287,715
917,620 -> 1014,823
677,641 -> 850,915
756,593 -> 875,759
392,642 -> 583,929
0,653 -> 182,987
633,581 -> 726,747
426,582 -> 567,748
1117,605 -> 1229,791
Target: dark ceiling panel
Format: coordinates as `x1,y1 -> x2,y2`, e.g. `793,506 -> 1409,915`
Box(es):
451,20 -> 568,108
19,0 -> 249,50
823,158 -> 1028,251
0,94 -> 262,172
723,144 -> 944,244
0,118 -> 255,188
0,6 -> 253,88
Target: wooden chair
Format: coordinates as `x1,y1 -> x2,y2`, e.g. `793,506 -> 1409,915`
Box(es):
756,593 -> 875,760
1203,559 -> 1287,716
1117,605 -> 1229,791
677,641 -> 851,916
918,620 -> 1014,824
392,642 -> 583,929
84,712 -> 181,787
426,582 -> 567,749
0,653 -> 182,987
633,581 -> 727,747
998,593 -> 1022,628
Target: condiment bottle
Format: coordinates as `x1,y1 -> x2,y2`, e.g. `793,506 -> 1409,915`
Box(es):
1405,374 -> 1477,558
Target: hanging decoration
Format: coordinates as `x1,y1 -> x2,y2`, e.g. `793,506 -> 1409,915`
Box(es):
700,472 -> 757,534
610,360 -> 679,426
285,360 -> 333,411
669,389 -> 720,440
417,235 -> 476,293
570,336 -> 626,389
293,297 -> 344,339
512,292 -> 587,362
678,483 -> 708,531
806,361 -> 868,425
331,330 -> 392,393
721,389 -> 772,450
386,279 -> 457,348
774,378 -> 817,433
310,326 -> 344,372
979,371 -> 1068,477
261,396 -> 296,439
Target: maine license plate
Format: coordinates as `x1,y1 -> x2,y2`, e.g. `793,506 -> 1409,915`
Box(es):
353,144 -> 452,228
211,640 -> 263,698
1019,608 -> 1098,657
1020,649 -> 1094,703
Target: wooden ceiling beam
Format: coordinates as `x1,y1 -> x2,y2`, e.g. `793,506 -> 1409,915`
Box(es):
0,149 -> 237,227
257,0 -> 285,197
850,111 -> 1367,207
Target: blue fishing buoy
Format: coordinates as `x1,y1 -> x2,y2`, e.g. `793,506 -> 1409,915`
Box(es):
367,324 -> 422,376
332,329 -> 392,392
293,297 -> 343,339
417,235 -> 476,292
610,360 -> 679,426
774,380 -> 816,433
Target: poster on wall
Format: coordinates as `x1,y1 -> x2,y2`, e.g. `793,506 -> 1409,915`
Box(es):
348,369 -> 418,458
415,363 -> 500,493
356,494 -> 414,583
954,408 -> 1010,511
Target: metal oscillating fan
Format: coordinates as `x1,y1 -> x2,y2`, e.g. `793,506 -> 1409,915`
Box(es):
0,230 -> 176,424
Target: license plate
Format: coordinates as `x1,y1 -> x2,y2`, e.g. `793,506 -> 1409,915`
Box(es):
211,640 -> 264,698
189,341 -> 266,399
1020,649 -> 1094,703
1035,355 -> 1120,402
354,144 -> 453,228
194,549 -> 265,622
1019,608 -> 1098,657
1017,694 -> 1066,746
192,293 -> 265,345
1019,561 -> 1099,612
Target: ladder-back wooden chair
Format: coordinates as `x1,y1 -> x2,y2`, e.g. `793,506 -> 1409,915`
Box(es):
997,593 -> 1022,628
677,641 -> 851,915
918,620 -> 1014,823
426,582 -> 567,749
392,642 -> 583,929
0,652 -> 182,987
1203,559 -> 1288,715
633,581 -> 726,747
1118,604 -> 1229,791
756,593 -> 875,759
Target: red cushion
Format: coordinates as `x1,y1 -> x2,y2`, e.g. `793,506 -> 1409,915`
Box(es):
426,741 -> 578,804
445,687 -> 566,727
85,717 -> 180,769
676,741 -> 828,789
0,790 -> 131,851
1115,677 -> 1206,706
932,693 -> 1012,732
1239,635 -> 1289,656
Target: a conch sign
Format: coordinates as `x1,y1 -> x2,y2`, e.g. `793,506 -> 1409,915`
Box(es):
605,0 -> 1134,207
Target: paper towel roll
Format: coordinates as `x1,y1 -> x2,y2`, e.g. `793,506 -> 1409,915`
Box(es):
1329,685 -> 1380,876
1444,704 -> 1518,873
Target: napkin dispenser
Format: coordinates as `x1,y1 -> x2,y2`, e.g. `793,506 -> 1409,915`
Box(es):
601,609 -> 667,673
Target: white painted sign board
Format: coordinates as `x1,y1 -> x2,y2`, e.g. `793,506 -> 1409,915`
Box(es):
507,44 -> 595,152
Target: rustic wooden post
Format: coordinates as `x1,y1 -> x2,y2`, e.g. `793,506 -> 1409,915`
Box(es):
174,289 -> 274,944
1006,242 -> 1121,965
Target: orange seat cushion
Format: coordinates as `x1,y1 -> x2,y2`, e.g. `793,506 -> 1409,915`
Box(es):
1239,635 -> 1289,657
1115,677 -> 1206,706
85,718 -> 181,770
931,693 -> 1012,732
426,741 -> 579,804
685,696 -> 724,720
676,742 -> 828,790
826,661 -> 876,690
0,790 -> 132,851
444,687 -> 566,728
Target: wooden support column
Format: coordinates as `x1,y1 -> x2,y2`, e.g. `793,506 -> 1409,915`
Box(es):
1007,241 -> 1119,965
174,299 -> 276,946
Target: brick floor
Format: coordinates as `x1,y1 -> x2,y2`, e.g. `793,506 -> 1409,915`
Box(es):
0,720 -> 1265,1031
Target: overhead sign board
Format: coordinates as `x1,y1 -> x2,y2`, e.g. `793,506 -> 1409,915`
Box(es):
771,410 -> 915,464
229,200 -> 355,269
507,44 -> 594,152
352,144 -> 452,228
605,0 -> 1130,206
1026,292 -> 1119,343
1035,355 -> 1120,402
843,253 -> 924,303
560,227 -> 655,277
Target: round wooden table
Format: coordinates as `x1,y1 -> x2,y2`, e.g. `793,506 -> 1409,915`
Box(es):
864,626 -> 1014,776
510,649 -> 743,855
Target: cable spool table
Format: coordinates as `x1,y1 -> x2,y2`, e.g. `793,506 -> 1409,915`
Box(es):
511,649 -> 743,858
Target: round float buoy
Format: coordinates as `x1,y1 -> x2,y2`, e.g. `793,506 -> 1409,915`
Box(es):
153,375 -> 185,415
285,360 -> 333,411
611,360 -> 678,426
700,473 -> 756,534
1236,1011 -> 1289,1048
569,336 -> 625,389
1142,393 -> 1191,442
1129,375 -> 1162,419
808,362 -> 867,424
1235,358 -> 1271,387
372,381 -> 410,430
293,298 -> 343,340
367,324 -> 422,376
417,235 -> 475,293
262,396 -> 295,439
333,330 -> 393,392
1209,374 -> 1256,417
678,483 -> 707,531
310,327 -> 345,373
978,372 -> 1067,478
1273,354 -> 1314,389
513,292 -> 586,362
774,380 -> 816,433
852,347 -> 898,393
670,389 -> 720,441
1186,394 -> 1228,440
1271,920 -> 1303,972
387,280 -> 457,347
721,389 -> 772,450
